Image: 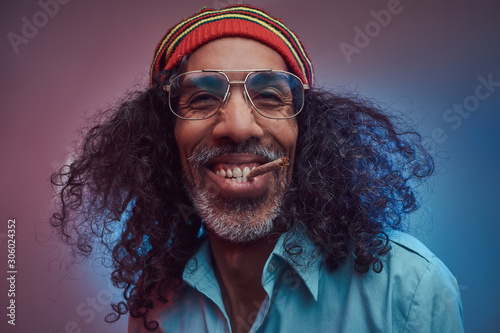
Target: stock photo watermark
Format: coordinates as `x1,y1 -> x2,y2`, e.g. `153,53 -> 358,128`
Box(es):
7,0 -> 72,54
48,284 -> 119,333
423,73 -> 499,152
339,0 -> 413,64
6,219 -> 17,326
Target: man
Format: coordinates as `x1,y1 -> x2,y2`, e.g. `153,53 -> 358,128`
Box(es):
51,5 -> 464,332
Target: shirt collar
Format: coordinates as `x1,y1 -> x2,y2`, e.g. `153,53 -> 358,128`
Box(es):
268,231 -> 321,301
183,230 -> 322,303
182,240 -> 227,311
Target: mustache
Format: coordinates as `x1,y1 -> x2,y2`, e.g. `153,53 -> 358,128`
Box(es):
187,140 -> 285,167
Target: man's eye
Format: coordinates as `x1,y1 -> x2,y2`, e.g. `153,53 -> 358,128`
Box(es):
188,92 -> 221,109
252,88 -> 285,103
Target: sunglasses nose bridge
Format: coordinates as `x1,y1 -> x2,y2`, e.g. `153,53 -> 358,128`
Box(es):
221,79 -> 250,110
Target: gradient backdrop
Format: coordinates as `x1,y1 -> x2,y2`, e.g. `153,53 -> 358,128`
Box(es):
1,0 -> 499,332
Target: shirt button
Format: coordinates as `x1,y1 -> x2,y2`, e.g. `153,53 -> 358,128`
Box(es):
268,260 -> 277,273
186,259 -> 197,273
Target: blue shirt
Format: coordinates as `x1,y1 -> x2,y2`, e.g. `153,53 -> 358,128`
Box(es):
128,230 -> 464,332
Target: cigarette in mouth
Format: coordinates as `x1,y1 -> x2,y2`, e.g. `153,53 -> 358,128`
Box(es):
246,157 -> 289,179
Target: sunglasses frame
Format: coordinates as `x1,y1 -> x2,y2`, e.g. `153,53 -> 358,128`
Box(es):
164,69 -> 310,120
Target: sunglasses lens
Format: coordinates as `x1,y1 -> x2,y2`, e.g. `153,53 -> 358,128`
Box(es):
169,72 -> 227,119
246,72 -> 304,118
167,71 -> 305,119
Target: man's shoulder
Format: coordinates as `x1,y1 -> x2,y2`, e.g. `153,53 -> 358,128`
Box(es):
383,230 -> 456,282
377,233 -> 464,332
321,230 -> 460,299
386,229 -> 436,263
378,230 -> 461,308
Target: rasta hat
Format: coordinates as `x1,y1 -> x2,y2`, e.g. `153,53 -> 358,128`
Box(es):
149,4 -> 314,88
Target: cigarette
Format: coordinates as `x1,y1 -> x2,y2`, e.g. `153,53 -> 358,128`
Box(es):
246,157 -> 289,179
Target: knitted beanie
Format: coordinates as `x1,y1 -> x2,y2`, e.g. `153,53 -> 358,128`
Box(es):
150,4 -> 314,87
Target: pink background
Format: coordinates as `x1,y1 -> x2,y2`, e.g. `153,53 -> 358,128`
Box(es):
1,0 -> 499,332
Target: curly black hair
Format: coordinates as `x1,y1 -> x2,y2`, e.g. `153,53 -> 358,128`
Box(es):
50,75 -> 433,330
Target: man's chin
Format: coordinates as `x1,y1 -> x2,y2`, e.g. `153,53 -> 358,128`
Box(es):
203,206 -> 276,241
214,195 -> 267,212
193,192 -> 282,243
206,225 -> 273,244
203,217 -> 276,243
184,166 -> 287,243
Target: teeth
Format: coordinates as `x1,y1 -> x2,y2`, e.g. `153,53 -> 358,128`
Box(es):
215,165 -> 255,182
233,167 -> 242,178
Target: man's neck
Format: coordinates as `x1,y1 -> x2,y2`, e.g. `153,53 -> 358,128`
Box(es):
208,231 -> 279,333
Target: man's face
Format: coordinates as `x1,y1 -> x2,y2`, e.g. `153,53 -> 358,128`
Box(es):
174,37 -> 298,243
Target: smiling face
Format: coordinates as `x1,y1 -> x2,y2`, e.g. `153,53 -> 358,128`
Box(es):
174,37 -> 298,243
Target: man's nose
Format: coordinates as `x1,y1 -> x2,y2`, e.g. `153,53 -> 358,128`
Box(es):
212,87 -> 265,144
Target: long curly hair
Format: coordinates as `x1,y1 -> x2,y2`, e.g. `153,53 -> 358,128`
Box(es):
50,72 -> 433,330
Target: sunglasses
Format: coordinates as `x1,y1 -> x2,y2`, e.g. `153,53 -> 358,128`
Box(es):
164,69 -> 309,120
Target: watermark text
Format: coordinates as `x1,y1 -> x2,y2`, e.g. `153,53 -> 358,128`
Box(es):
7,0 -> 72,54
6,219 -> 17,326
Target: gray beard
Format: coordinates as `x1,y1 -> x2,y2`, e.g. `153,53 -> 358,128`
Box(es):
182,142 -> 287,243
188,185 -> 283,243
